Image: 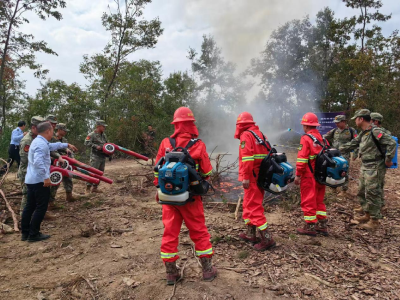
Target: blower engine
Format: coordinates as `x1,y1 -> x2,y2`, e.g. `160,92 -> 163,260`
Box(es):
102,143 -> 149,161
154,146 -> 210,206
306,134 -> 348,188
257,149 -> 295,194
247,130 -> 295,194
49,166 -> 100,186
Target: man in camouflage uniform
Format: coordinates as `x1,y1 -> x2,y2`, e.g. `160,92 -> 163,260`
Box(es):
340,109 -> 396,231
51,123 -> 77,202
84,120 -> 108,194
371,112 -> 392,208
46,115 -> 65,208
371,113 -> 391,135
18,116 -> 44,214
324,115 -> 358,194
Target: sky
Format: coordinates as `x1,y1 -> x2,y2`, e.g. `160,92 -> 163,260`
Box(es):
19,0 -> 400,96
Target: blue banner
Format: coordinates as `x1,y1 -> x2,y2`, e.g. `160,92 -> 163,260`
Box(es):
295,112 -> 345,135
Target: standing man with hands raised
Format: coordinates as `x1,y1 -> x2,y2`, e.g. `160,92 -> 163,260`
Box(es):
21,121 -> 77,242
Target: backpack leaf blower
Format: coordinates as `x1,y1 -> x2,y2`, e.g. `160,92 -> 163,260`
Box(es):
154,139 -> 210,206
306,134 -> 348,187
53,158 -> 113,184
75,167 -> 114,184
102,143 -> 149,161
49,166 -> 100,186
60,156 -> 104,176
248,130 -> 295,194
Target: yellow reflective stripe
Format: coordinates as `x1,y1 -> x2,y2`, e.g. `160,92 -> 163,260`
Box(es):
254,154 -> 267,159
160,252 -> 177,258
154,172 -> 159,178
297,158 -> 309,163
196,164 -> 199,171
242,156 -> 254,162
317,211 -> 327,216
258,222 -> 268,231
244,219 -> 250,225
200,170 -> 213,177
196,248 -> 213,256
309,155 -> 316,160
304,215 -> 317,221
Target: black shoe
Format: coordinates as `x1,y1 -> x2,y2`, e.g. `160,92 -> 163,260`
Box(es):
21,233 -> 29,241
27,233 -> 51,243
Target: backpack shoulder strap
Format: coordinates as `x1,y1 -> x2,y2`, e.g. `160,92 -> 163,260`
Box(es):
305,134 -> 326,148
349,127 -> 354,140
370,128 -> 385,157
184,139 -> 199,150
247,130 -> 271,151
169,137 -> 176,149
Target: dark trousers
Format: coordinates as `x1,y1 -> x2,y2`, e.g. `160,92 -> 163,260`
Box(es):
8,144 -> 20,168
21,183 -> 50,236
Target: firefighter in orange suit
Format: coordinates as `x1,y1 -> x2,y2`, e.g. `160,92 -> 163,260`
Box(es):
235,112 -> 276,251
153,107 -> 217,285
294,113 -> 328,236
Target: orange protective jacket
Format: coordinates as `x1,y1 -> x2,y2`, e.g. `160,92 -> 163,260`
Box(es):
153,133 -> 213,186
296,129 -> 327,177
237,125 -> 270,182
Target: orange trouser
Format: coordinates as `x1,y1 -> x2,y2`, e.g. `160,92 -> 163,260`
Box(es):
160,197 -> 213,262
300,175 -> 327,223
242,182 -> 268,231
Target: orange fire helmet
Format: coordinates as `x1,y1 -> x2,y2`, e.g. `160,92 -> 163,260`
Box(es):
171,107 -> 196,124
301,112 -> 320,126
236,112 -> 255,125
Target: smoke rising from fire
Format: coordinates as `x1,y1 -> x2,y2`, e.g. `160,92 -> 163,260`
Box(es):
178,0 -> 322,154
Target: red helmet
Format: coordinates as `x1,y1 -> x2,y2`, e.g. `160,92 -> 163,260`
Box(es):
301,112 -> 320,126
171,107 -> 196,124
236,112 -> 255,125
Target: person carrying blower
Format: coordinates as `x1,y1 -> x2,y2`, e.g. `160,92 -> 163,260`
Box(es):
153,107 -> 217,285
235,112 -> 276,251
295,113 -> 328,236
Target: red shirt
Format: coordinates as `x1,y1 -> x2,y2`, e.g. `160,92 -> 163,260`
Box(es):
238,125 -> 270,182
153,132 -> 213,185
296,129 -> 326,177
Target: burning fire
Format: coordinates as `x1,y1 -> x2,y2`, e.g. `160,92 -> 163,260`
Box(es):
215,180 -> 243,194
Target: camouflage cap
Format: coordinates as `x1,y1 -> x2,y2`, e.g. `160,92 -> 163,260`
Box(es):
31,116 -> 44,126
351,109 -> 371,120
45,114 -> 58,124
55,123 -> 69,132
370,112 -> 383,122
333,115 -> 347,123
96,120 -> 108,127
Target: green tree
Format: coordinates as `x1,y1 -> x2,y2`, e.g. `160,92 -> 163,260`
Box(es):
343,0 -> 391,52
80,0 -> 163,120
0,0 -> 66,128
24,80 -> 95,149
162,71 -> 197,117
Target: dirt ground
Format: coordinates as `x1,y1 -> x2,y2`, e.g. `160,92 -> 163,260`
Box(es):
1,158 -> 400,300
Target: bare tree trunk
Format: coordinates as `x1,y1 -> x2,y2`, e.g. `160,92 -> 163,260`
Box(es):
0,0 -> 20,129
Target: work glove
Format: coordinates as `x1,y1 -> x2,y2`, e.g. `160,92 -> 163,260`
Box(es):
242,179 -> 250,189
